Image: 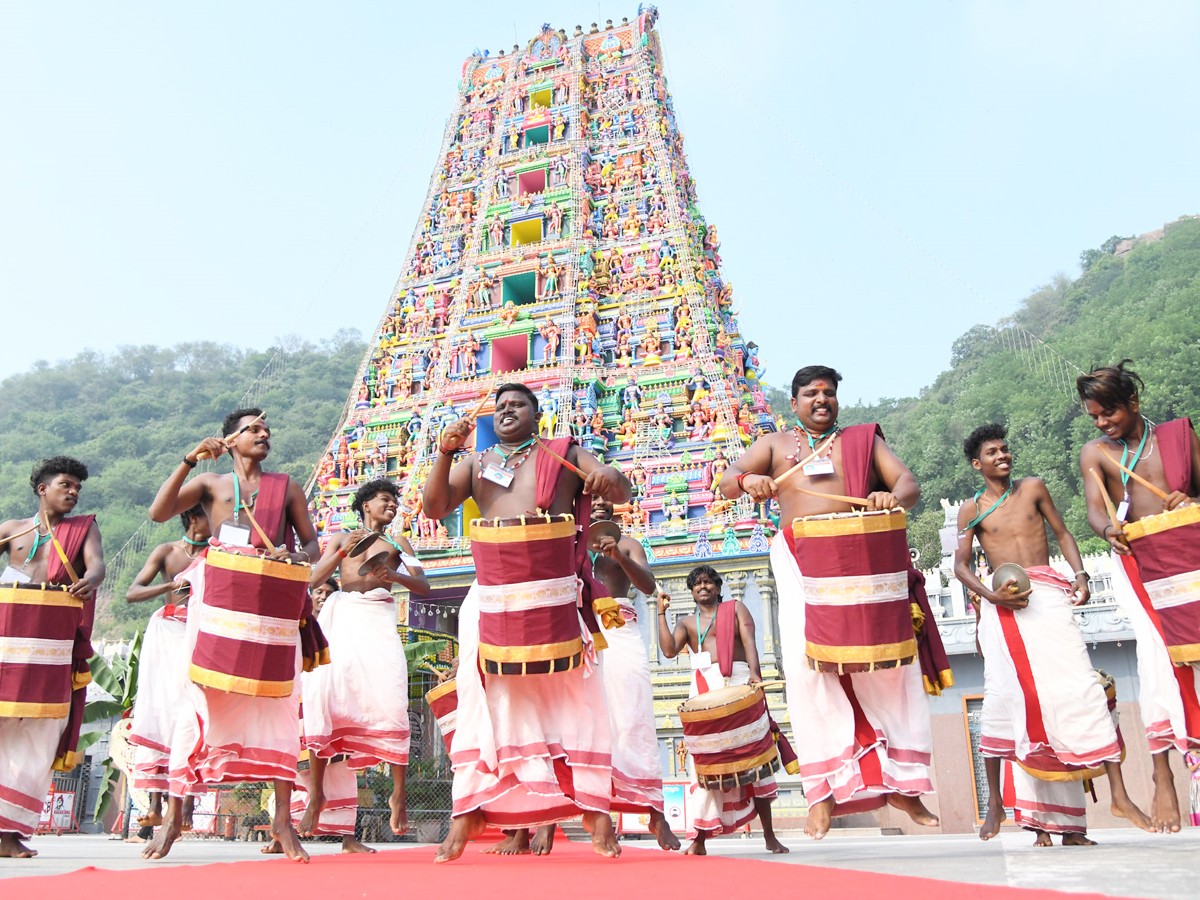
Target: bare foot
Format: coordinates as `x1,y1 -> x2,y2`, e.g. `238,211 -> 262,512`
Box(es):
181,797 -> 195,832
435,811 -> 486,863
483,831 -> 531,855
1032,830 -> 1053,847
137,811 -> 163,827
141,818 -> 180,860
0,833 -> 38,858
805,797 -> 833,840
582,811 -> 621,858
298,788 -> 325,838
342,837 -> 377,854
979,800 -> 1007,840
685,833 -> 708,855
887,793 -> 940,827
1151,778 -> 1181,833
261,838 -> 283,854
389,790 -> 408,836
1110,791 -> 1154,833
270,817 -> 310,863
648,811 -> 681,851
531,825 -> 555,856
1062,832 -> 1097,846
764,834 -> 790,854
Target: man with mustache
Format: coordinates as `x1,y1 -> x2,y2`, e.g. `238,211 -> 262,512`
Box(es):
721,366 -> 946,839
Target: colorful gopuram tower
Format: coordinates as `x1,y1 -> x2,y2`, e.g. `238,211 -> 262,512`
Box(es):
309,10 -> 797,810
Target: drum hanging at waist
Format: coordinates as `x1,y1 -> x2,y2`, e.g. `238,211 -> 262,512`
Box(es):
190,547 -> 311,697
0,583 -> 84,719
425,679 -> 458,754
679,684 -> 780,790
1124,504 -> 1200,664
789,509 -> 917,673
469,515 -> 584,675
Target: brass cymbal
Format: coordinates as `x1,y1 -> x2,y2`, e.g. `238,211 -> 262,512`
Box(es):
357,551 -> 392,577
587,519 -> 622,551
991,562 -> 1031,595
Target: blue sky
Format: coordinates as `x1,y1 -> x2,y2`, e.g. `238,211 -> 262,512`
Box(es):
3,1 -> 1197,404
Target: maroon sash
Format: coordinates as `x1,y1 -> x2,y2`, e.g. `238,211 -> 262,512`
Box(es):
1157,418 -> 1194,495
45,516 -> 97,769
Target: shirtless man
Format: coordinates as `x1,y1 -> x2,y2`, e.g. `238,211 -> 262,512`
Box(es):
0,457 -> 104,858
720,365 -> 940,839
657,565 -> 788,855
424,382 -> 629,862
1077,360 -> 1200,832
125,504 -> 211,835
143,408 -> 320,861
954,423 -> 1151,845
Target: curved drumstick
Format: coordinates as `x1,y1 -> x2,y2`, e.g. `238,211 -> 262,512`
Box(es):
1104,451 -> 1170,501
1089,467 -> 1122,531
772,433 -> 838,487
533,435 -> 586,478
794,486 -> 873,508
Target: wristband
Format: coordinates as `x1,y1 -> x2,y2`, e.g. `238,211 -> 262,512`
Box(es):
439,444 -> 456,455
1074,570 -> 1089,580
182,456 -> 198,469
337,548 -> 348,559
1102,525 -> 1113,538
736,472 -> 750,494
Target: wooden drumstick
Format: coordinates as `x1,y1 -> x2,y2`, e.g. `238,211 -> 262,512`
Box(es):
466,391 -> 491,421
794,486 -> 873,508
4,520 -> 43,542
533,435 -> 587,478
772,433 -> 838,487
1089,467 -> 1122,532
1104,451 -> 1171,501
196,411 -> 267,460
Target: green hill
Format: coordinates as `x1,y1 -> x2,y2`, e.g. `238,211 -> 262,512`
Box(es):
0,330 -> 367,636
767,216 -> 1200,565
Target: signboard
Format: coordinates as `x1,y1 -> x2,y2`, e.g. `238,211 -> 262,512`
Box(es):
40,790 -> 76,831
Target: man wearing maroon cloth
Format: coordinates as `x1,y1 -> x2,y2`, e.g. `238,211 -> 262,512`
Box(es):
1078,360 -> 1200,833
720,366 -> 946,840
144,408 -> 322,861
424,382 -> 630,862
0,456 -> 105,858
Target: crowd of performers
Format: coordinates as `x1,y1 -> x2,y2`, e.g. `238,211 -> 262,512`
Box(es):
2,360 -> 1197,862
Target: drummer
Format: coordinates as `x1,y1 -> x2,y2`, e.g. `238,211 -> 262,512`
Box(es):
0,456 -> 104,859
721,365 -> 941,839
657,565 -> 788,855
1078,360 -> 1200,832
143,408 -> 322,862
125,504 -> 211,838
954,423 -> 1152,844
423,382 -> 629,862
300,478 -> 430,845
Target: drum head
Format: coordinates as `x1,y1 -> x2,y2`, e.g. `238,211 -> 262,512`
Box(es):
680,682 -> 759,712
992,563 -> 1031,594
587,520 -> 622,551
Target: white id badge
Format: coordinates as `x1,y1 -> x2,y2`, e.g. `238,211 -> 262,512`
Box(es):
399,553 -> 421,571
690,651 -> 712,669
1116,500 -> 1129,522
217,520 -> 253,547
481,463 -> 515,487
803,456 -> 836,476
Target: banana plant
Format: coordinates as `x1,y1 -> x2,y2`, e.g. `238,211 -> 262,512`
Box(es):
78,629 -> 143,822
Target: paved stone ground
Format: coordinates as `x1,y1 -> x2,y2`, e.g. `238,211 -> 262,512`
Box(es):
2,828 -> 1196,898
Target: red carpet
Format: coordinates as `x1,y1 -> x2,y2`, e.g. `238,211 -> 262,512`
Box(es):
5,841 -> 1132,900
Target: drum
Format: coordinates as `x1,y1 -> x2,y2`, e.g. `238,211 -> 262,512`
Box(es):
678,684 -> 780,790
469,514 -> 584,675
190,547 -> 311,697
790,509 -> 916,673
425,679 -> 458,754
1123,504 -> 1200,664
0,583 -> 84,718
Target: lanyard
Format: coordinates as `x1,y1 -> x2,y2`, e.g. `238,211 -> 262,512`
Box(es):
231,474 -> 258,524
25,528 -> 52,565
962,486 -> 1011,533
795,423 -> 838,453
1118,418 -> 1151,489
698,608 -> 718,646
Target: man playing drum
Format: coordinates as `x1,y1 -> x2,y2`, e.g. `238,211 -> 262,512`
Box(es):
657,565 -> 789,855
721,365 -> 942,839
298,478 -> 430,848
144,408 -> 324,861
1078,360 -> 1200,832
954,423 -> 1152,845
423,382 -> 630,862
0,457 -> 105,859
125,504 -> 212,837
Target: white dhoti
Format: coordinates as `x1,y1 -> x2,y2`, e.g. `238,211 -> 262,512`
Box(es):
289,759 -> 358,837
128,605 -> 191,794
1010,765 -> 1087,835
168,560 -> 301,797
0,718 -> 62,837
1110,553 -> 1200,753
687,660 -> 776,835
302,589 -> 409,768
599,599 -> 664,813
771,533 -> 933,812
448,580 -> 613,828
